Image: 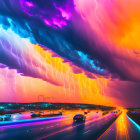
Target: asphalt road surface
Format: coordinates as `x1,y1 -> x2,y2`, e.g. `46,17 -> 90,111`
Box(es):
99,111 -> 140,140
0,111 -> 118,140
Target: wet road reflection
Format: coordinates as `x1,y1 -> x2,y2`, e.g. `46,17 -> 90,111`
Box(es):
116,110 -> 130,140
1,110 -> 138,140
99,110 -> 140,140
0,111 -> 102,140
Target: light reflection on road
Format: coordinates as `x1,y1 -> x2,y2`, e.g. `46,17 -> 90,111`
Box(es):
99,110 -> 140,140
116,110 -> 130,140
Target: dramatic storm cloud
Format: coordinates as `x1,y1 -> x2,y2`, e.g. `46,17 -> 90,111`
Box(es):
0,0 -> 108,76
0,28 -> 74,86
0,0 -> 140,107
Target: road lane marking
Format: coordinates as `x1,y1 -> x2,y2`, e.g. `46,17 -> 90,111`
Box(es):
83,130 -> 90,135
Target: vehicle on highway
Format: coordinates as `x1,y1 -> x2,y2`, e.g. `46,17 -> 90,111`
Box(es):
59,111 -> 63,115
111,111 -> 118,113
102,111 -> 109,116
0,114 -> 11,121
31,113 -> 41,117
111,110 -> 120,117
73,114 -> 86,122
84,112 -> 88,115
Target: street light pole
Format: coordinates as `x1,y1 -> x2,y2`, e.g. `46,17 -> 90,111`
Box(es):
38,95 -> 45,115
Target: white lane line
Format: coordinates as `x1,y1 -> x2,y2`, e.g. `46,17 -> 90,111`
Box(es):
83,130 -> 91,135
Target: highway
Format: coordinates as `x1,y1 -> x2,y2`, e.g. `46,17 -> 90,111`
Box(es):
0,111 -> 118,140
99,111 -> 140,140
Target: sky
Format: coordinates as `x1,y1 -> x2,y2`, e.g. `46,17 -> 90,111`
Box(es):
0,0 -> 140,107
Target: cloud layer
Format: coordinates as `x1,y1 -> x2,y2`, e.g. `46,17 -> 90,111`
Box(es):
0,0 -> 140,106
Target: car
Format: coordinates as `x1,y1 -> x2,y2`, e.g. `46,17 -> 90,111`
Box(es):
102,111 -> 109,116
31,113 -> 41,117
0,116 -> 3,121
73,114 -> 86,122
111,111 -> 117,113
59,111 -> 63,115
84,112 -> 88,115
0,114 -> 11,121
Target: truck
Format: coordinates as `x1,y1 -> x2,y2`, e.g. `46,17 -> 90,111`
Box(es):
0,114 -> 12,121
